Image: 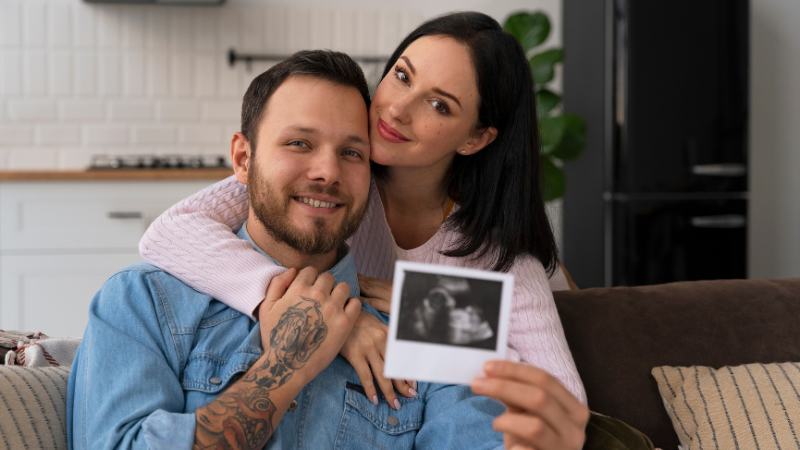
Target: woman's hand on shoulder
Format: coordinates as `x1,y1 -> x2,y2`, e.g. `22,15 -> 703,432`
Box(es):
471,360 -> 589,450
357,274 -> 393,313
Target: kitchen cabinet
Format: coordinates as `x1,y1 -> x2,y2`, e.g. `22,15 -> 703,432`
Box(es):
0,179 -> 222,338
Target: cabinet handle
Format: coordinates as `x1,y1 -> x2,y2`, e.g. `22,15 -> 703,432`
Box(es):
107,212 -> 143,219
690,215 -> 746,228
691,164 -> 746,176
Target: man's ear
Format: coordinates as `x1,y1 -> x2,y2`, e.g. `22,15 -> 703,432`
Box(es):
459,126 -> 498,156
231,132 -> 251,185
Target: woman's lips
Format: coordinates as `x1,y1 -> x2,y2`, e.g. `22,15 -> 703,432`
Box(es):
377,118 -> 410,143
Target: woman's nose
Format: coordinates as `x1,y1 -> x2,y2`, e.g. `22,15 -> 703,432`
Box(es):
387,93 -> 413,125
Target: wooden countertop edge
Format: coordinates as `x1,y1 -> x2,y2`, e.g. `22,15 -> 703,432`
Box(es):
0,169 -> 235,181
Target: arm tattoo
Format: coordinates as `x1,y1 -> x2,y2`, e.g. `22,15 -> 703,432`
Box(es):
193,296 -> 327,449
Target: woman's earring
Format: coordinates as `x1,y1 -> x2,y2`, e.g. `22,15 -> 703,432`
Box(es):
460,150 -> 466,154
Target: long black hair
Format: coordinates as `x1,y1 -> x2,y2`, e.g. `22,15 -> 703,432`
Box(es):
373,12 -> 558,274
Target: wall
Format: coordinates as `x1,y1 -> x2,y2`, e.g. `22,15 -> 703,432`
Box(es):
0,0 -> 425,170
749,0 -> 800,279
0,0 -> 561,171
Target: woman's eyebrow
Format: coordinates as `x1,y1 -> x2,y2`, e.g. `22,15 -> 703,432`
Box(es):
433,88 -> 461,108
400,56 -> 416,74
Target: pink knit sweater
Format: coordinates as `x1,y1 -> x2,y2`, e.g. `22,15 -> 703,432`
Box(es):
139,176 -> 587,403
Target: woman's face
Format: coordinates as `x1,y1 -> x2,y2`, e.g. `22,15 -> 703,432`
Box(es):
369,36 -> 486,172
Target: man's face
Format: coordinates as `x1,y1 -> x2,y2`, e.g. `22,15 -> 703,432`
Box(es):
244,75 -> 371,255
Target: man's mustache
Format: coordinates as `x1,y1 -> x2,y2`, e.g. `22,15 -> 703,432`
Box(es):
287,184 -> 351,205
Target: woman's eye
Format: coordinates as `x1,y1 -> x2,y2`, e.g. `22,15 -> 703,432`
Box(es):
431,100 -> 450,115
394,66 -> 410,84
288,141 -> 308,148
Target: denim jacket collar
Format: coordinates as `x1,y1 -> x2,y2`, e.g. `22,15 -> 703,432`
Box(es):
237,220 -> 360,299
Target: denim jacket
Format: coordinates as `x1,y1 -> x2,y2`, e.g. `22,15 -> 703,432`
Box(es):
67,226 -> 505,450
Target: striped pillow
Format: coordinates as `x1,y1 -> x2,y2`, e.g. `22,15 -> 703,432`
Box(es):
652,363 -> 800,450
0,366 -> 70,450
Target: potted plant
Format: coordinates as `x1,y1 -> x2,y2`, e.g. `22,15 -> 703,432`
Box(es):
504,11 -> 586,201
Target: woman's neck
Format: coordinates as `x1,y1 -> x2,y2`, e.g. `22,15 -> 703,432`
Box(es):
378,165 -> 452,250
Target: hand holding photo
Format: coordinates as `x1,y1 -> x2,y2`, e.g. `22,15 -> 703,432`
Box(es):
384,261 -> 514,385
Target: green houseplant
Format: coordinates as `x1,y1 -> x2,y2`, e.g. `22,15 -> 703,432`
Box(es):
503,11 -> 586,201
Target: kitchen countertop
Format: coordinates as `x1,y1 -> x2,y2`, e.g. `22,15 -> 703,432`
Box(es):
0,169 -> 235,181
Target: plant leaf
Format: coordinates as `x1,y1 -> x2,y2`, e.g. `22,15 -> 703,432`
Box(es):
539,115 -> 566,155
503,12 -> 551,53
541,156 -> 566,202
536,89 -> 561,116
550,113 -> 586,161
529,49 -> 565,85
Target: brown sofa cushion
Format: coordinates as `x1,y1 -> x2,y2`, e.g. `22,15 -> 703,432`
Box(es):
1,345 -> 13,363
553,278 -> 800,450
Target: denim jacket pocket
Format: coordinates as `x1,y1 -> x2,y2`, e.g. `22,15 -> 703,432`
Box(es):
334,382 -> 423,450
181,350 -> 259,394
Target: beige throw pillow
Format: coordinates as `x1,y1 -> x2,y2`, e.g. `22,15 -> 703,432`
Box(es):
0,365 -> 70,450
652,362 -> 800,450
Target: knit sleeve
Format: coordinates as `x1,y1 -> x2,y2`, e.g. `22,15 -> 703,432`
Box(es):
139,175 -> 285,318
506,255 -> 588,405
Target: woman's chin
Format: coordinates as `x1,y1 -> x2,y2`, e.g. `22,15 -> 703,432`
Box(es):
367,144 -> 395,166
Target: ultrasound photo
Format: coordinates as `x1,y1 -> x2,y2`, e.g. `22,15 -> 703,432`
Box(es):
396,271 -> 502,350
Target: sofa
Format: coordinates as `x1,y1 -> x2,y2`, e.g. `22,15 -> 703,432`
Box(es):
3,278 -> 799,450
554,277 -> 800,450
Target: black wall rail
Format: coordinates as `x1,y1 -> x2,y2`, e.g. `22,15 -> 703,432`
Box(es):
228,49 -> 390,71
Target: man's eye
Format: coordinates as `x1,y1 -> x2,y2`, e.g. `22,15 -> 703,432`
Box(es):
343,150 -> 361,158
431,100 -> 450,115
288,141 -> 308,148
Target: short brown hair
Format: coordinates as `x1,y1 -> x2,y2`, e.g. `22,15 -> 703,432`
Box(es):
240,50 -> 370,152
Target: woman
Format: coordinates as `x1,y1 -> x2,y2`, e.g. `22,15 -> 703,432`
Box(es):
141,11 -> 588,448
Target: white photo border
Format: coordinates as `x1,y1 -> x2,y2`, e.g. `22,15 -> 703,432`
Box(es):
384,261 -> 515,385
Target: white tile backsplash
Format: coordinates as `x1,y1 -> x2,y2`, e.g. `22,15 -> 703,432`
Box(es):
73,52 -> 96,96
24,51 -> 48,96
1,51 -> 23,96
72,5 -> 96,48
60,101 -> 105,121
8,101 -> 58,121
123,51 -> 146,97
50,52 -> 73,96
1,4 -> 22,47
110,101 -> 152,121
37,125 -> 82,145
23,4 -> 48,48
0,126 -> 33,146
0,0 -> 423,170
49,4 -> 72,48
157,101 -> 200,121
98,52 -> 121,96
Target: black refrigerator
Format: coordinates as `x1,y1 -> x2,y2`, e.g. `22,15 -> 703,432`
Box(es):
562,0 -> 749,287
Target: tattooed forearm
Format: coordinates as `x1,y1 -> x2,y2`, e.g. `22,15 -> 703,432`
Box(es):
193,297 -> 327,450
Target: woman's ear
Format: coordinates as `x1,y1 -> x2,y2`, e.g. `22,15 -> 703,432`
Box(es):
230,132 -> 251,185
459,126 -> 498,156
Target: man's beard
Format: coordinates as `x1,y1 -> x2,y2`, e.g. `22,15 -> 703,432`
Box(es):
248,160 -> 367,256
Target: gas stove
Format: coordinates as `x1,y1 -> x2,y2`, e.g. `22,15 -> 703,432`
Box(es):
89,154 -> 230,170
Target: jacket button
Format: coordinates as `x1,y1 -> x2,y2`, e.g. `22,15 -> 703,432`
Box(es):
387,415 -> 399,427
288,400 -> 298,412
209,377 -> 222,385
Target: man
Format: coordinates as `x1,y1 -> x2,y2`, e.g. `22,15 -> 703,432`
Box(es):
66,50 -> 502,450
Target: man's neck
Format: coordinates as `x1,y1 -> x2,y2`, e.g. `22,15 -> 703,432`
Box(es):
245,214 -> 339,273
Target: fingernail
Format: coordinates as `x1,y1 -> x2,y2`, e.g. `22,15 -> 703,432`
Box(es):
372,395 -> 378,406
412,380 -> 417,390
408,388 -> 418,397
472,377 -> 487,389
484,361 -> 497,372
393,399 -> 401,410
